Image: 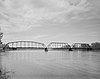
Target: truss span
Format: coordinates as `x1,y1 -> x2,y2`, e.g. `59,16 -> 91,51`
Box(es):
47,42 -> 71,50
4,41 -> 46,50
72,43 -> 91,50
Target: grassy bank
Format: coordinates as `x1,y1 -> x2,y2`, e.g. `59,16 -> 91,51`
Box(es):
0,68 -> 11,79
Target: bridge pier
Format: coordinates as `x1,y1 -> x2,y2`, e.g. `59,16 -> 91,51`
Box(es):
45,48 -> 48,52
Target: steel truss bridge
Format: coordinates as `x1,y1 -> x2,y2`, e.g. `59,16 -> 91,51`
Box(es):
3,41 -> 91,51
4,41 -> 46,51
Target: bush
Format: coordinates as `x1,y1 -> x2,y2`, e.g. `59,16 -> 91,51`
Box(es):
0,69 -> 11,79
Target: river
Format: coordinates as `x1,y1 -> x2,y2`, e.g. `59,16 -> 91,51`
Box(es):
0,50 -> 100,79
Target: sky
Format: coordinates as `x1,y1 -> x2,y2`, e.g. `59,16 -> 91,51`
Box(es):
0,0 -> 100,45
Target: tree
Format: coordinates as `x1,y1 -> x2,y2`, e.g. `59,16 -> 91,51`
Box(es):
91,42 -> 100,50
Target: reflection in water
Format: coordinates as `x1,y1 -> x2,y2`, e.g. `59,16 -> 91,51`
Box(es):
0,50 -> 100,79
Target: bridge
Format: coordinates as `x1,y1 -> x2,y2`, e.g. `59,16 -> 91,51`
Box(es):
72,43 -> 91,50
3,41 -> 46,51
47,42 -> 72,51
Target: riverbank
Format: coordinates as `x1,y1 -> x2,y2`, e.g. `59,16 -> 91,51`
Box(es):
0,68 -> 11,79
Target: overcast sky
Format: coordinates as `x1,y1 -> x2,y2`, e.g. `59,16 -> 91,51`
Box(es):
0,0 -> 100,44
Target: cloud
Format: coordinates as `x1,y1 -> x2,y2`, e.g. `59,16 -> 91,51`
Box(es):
33,35 -> 48,40
0,0 -> 90,33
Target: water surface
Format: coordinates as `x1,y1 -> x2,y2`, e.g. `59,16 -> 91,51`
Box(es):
0,50 -> 100,79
